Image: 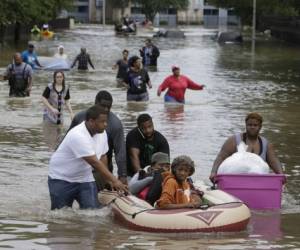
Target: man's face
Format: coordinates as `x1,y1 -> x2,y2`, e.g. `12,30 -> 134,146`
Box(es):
123,51 -> 128,59
92,114 -> 108,134
14,54 -> 22,65
98,99 -> 112,113
28,46 -> 34,53
246,118 -> 261,138
133,59 -> 141,69
140,120 -> 154,139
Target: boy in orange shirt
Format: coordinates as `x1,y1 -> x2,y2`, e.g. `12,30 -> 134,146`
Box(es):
156,155 -> 203,209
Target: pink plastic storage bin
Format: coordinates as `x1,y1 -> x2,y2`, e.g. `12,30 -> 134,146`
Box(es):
216,174 -> 285,210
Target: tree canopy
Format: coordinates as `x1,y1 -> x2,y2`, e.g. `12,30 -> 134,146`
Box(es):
0,0 -> 73,26
132,0 -> 189,22
207,0 -> 300,25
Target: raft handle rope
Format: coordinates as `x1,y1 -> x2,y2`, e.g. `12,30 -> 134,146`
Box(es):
106,197 -> 155,219
106,198 -> 117,206
131,208 -> 156,219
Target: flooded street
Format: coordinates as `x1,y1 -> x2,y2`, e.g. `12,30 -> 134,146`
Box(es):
0,24 -> 300,249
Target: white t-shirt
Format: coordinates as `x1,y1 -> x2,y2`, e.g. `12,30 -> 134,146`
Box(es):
49,122 -> 108,182
54,53 -> 68,60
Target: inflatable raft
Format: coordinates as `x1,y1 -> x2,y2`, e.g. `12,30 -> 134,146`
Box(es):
41,30 -> 54,39
99,182 -> 250,233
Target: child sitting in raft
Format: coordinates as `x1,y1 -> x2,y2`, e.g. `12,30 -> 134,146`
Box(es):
156,155 -> 204,209
129,152 -> 170,205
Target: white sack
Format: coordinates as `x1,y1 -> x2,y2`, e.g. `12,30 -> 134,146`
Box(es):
218,142 -> 269,174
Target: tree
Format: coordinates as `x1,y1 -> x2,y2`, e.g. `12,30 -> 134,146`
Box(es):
0,0 -> 73,41
0,0 -> 73,26
132,0 -> 189,22
207,0 -> 300,26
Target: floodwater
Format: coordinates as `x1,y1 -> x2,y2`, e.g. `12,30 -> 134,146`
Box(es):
0,25 -> 300,249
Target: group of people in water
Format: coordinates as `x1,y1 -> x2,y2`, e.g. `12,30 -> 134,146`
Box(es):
0,35 -> 285,211
1,43 -> 95,99
2,38 -> 205,105
47,89 -> 211,210
47,86 -> 284,210
112,38 -> 205,103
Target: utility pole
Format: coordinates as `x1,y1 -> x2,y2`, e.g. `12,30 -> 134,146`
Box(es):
103,0 -> 106,25
251,0 -> 256,69
252,0 -> 256,43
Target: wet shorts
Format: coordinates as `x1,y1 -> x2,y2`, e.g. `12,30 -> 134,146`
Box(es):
127,92 -> 149,102
48,177 -> 101,210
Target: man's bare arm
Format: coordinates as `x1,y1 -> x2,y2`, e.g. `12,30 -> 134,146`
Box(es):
83,155 -> 128,193
129,147 -> 141,174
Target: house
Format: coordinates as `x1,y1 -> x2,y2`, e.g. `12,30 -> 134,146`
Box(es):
68,0 -> 105,23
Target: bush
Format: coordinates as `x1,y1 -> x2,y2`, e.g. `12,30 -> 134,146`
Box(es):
159,20 -> 168,25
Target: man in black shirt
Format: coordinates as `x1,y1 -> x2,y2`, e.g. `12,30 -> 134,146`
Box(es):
112,49 -> 129,85
126,113 -> 170,177
71,47 -> 95,70
139,39 -> 160,69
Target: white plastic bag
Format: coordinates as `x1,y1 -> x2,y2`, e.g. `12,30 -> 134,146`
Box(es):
39,56 -> 70,70
218,142 -> 269,174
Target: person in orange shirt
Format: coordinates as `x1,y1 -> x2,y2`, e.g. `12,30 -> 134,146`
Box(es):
156,155 -> 203,209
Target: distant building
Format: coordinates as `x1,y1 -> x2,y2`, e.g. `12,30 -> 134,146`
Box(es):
203,1 -> 240,27
130,2 -> 177,26
68,0 -> 105,23
67,0 -> 239,27
177,0 -> 204,25
68,0 -> 89,22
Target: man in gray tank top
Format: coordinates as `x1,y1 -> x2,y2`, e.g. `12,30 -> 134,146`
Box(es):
210,112 -> 284,183
3,53 -> 33,97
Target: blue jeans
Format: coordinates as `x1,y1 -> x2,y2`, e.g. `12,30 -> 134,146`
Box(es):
164,94 -> 185,104
48,177 -> 101,210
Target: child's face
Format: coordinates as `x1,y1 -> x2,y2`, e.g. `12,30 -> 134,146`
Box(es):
174,164 -> 190,182
151,163 -> 170,173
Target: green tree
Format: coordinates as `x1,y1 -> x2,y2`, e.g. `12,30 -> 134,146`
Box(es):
0,0 -> 73,26
132,0 -> 189,22
207,0 -> 300,25
0,0 -> 73,41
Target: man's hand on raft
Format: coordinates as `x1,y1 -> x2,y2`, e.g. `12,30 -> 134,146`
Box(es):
111,179 -> 129,195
